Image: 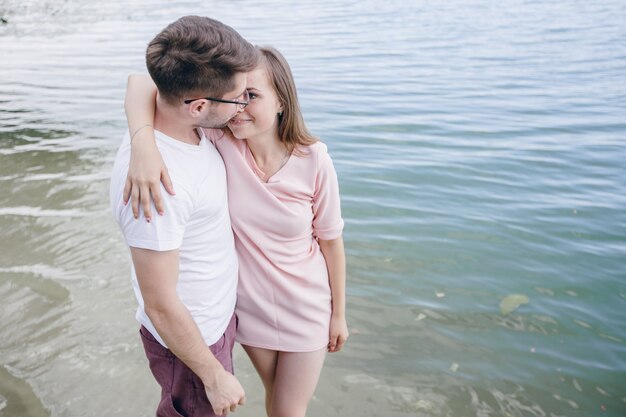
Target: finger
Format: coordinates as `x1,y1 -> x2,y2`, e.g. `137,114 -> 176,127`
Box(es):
123,177 -> 132,204
152,185 -> 165,216
162,169 -> 176,196
239,395 -> 246,405
329,335 -> 338,352
131,185 -> 140,219
140,185 -> 152,221
230,403 -> 238,412
337,336 -> 348,351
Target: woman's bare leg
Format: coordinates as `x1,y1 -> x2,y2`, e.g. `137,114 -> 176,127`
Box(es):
242,345 -> 279,416
270,348 -> 326,417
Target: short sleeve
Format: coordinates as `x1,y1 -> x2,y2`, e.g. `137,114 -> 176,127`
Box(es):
115,182 -> 194,251
312,144 -> 344,240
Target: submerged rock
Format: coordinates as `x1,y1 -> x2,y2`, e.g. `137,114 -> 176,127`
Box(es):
499,294 -> 529,315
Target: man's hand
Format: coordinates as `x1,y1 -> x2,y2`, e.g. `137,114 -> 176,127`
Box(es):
204,367 -> 246,415
123,132 -> 174,222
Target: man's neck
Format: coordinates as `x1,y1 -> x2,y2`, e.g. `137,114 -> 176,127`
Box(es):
154,99 -> 200,145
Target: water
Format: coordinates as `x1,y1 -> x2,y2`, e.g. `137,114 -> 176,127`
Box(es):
1,0 -> 625,416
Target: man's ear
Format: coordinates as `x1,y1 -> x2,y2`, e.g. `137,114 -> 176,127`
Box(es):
188,99 -> 208,117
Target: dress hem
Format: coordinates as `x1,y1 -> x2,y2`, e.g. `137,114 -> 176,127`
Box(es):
236,338 -> 328,353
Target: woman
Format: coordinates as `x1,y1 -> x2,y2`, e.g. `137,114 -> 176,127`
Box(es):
125,46 -> 348,417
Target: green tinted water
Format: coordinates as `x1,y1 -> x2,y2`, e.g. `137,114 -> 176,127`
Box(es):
1,1 -> 625,416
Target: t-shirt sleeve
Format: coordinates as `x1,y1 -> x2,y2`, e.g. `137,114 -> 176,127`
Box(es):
116,182 -> 194,251
312,144 -> 344,240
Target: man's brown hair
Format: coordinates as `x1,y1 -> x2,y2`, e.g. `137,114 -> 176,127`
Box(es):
146,16 -> 258,105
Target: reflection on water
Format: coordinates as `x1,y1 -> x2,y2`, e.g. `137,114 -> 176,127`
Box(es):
1,0 -> 626,416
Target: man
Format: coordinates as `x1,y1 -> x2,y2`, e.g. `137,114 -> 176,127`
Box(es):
110,16 -> 258,416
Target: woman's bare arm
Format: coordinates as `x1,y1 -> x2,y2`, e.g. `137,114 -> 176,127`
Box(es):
124,74 -> 174,221
319,236 -> 349,352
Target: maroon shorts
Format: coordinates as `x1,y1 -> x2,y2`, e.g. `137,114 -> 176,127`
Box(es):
139,314 -> 237,417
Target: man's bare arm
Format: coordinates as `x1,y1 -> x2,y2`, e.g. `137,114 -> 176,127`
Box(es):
130,248 -> 245,415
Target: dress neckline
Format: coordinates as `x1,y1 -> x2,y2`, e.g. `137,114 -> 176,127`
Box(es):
244,143 -> 292,183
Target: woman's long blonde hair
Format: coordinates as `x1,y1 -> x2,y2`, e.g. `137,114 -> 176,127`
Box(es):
257,46 -> 318,155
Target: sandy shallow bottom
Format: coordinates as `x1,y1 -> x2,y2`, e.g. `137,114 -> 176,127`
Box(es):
0,343 -> 429,417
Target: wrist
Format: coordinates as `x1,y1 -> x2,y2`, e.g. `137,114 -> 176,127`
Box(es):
331,311 -> 345,319
198,359 -> 225,387
130,124 -> 154,142
130,131 -> 156,153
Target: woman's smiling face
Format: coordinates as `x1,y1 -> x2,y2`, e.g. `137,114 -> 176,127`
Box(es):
228,65 -> 283,140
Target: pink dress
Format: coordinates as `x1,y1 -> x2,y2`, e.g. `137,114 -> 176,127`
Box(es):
210,131 -> 344,352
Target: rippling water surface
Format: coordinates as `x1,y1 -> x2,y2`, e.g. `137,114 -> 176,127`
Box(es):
1,1 -> 625,416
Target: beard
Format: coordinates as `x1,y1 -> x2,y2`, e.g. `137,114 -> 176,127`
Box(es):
206,119 -> 229,129
197,109 -> 237,129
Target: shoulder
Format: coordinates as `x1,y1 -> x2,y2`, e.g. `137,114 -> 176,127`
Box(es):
300,141 -> 328,156
153,149 -> 203,199
306,142 -> 336,174
202,128 -> 243,153
296,141 -> 330,168
200,128 -> 224,142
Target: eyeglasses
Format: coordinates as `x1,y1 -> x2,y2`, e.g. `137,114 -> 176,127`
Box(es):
184,90 -> 249,109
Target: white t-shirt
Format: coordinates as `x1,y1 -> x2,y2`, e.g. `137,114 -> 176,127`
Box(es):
110,129 -> 238,348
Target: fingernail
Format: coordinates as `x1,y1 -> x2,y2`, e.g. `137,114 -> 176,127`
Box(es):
158,211 -> 164,216
146,218 -> 151,223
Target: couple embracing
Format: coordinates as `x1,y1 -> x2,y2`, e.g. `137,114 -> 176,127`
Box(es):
110,15 -> 348,417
